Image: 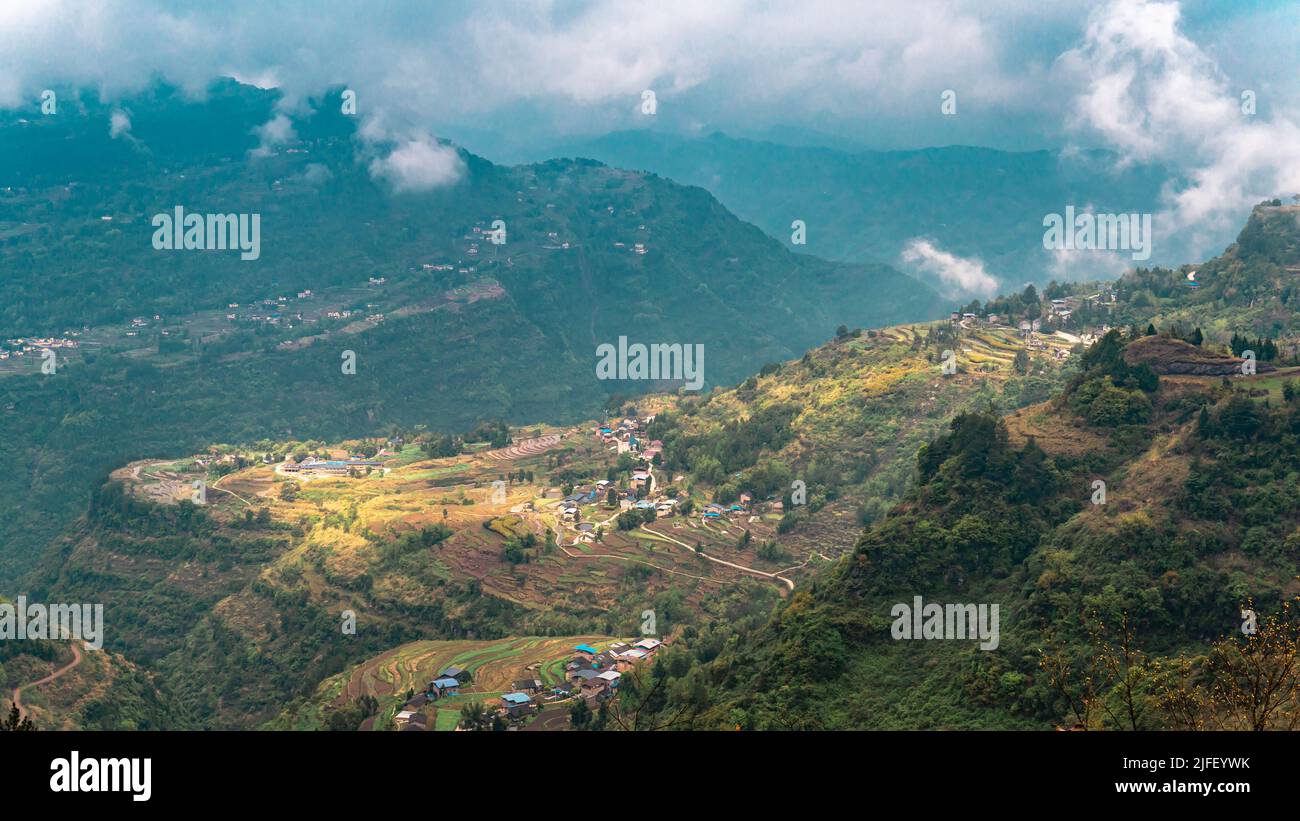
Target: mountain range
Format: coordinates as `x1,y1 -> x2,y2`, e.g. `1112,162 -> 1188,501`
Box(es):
4,80 -> 1300,733
552,130 -> 1177,294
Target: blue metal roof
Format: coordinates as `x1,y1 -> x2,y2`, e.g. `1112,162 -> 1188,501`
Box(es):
501,692 -> 531,705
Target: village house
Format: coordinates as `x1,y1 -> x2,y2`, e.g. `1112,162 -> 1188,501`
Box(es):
597,670 -> 621,689
500,692 -> 534,720
634,638 -> 662,654
568,668 -> 600,686
566,658 -> 592,673
394,710 -> 429,731
620,648 -> 649,663
580,677 -> 609,698
631,470 -> 654,493
431,676 -> 462,696
512,677 -> 542,694
282,458 -> 382,477
404,692 -> 429,710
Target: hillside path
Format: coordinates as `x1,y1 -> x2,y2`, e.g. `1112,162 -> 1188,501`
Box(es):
10,642 -> 85,722
643,525 -> 796,591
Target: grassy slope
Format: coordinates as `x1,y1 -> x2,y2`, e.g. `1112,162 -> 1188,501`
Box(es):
272,635 -> 621,731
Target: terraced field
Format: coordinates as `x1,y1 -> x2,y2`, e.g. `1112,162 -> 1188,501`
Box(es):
335,635 -> 616,703
115,419 -> 800,623
878,321 -> 1077,372
484,434 -> 564,461
277,634 -> 625,731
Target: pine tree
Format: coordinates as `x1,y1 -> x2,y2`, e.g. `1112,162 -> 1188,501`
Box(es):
1,704 -> 35,731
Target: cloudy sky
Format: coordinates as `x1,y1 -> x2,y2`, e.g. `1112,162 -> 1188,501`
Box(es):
3,0 -> 1299,266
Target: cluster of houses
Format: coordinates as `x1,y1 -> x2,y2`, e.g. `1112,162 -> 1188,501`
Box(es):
559,473 -> 680,531
948,296 -> 1114,364
281,457 -> 384,477
559,413 -> 767,530
595,415 -> 663,462
540,415 -> 670,530
393,638 -> 664,731
393,666 -> 469,731
221,297 -> 315,328
0,335 -> 78,361
950,290 -> 1117,333
552,639 -> 661,702
498,638 -> 665,723
700,497 -> 753,520
192,453 -> 243,471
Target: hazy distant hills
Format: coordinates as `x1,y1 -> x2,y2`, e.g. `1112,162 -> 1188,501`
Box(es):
554,130 -> 1175,293
0,81 -> 940,367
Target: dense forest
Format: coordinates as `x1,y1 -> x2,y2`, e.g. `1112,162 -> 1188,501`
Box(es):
612,321 -> 1300,730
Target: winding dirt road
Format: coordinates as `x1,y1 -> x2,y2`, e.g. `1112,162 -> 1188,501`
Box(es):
642,524 -> 797,591
10,642 -> 84,722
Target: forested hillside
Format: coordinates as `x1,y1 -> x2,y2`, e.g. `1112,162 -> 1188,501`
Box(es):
621,327 -> 1300,729
0,81 -> 941,585
604,208 -> 1300,731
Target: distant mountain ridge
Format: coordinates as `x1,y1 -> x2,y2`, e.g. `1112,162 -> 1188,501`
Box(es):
553,130 -> 1176,293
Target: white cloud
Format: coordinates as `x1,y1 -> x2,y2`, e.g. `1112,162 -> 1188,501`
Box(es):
463,0 -> 1050,127
1058,0 -> 1300,256
901,238 -> 999,299
108,109 -> 132,138
0,1 -> 1075,142
250,112 -> 296,157
299,162 -> 333,185
367,137 -> 465,192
